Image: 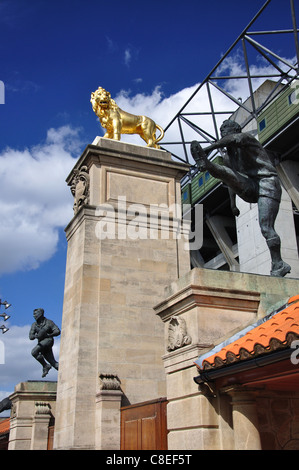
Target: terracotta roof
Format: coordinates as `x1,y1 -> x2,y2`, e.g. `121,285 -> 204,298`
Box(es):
197,295 -> 299,371
0,418 -> 10,435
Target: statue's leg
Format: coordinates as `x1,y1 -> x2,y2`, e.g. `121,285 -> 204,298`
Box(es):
195,158 -> 257,205
43,347 -> 59,370
31,344 -> 46,364
146,138 -> 155,147
139,120 -> 155,147
31,344 -> 52,377
112,120 -> 121,140
258,196 -> 291,277
138,131 -> 152,147
191,142 -> 258,202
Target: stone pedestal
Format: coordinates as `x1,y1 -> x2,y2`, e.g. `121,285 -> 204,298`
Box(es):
95,389 -> 123,450
8,381 -> 56,450
155,268 -> 261,450
53,138 -> 190,450
160,344 -> 220,450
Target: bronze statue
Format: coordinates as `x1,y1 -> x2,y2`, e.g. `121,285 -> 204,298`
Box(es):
191,120 -> 291,277
29,308 -> 60,377
90,86 -> 164,148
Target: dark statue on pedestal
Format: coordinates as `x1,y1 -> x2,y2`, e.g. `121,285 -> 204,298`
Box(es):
29,308 -> 60,377
191,119 -> 291,277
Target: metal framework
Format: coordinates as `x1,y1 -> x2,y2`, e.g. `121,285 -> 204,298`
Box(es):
160,0 -> 299,183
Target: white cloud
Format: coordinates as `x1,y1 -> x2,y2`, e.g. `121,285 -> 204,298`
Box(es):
123,45 -> 140,67
0,125 -> 81,276
106,35 -> 118,53
113,83 -> 237,155
124,48 -> 132,67
215,53 -> 296,101
115,83 -> 203,130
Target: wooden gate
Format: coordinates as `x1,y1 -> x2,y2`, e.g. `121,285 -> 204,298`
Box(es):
47,417 -> 55,450
121,398 -> 168,450
47,425 -> 54,450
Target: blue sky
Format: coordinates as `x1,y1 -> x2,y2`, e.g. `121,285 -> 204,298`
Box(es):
0,0 -> 297,403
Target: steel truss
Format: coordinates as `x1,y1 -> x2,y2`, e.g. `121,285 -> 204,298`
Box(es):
161,0 -> 299,184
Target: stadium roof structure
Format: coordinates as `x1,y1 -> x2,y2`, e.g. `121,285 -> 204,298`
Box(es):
161,0 -> 299,182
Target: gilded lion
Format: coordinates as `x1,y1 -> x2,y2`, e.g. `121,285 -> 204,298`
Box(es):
90,87 -> 164,149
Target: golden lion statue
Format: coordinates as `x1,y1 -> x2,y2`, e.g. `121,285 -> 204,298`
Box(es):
90,87 -> 164,149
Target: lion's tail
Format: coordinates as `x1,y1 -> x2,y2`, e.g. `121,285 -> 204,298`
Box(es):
155,124 -> 164,144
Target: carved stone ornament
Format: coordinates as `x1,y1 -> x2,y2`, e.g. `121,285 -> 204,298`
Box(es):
99,373 -> 121,391
167,316 -> 192,352
70,165 -> 90,214
34,402 -> 52,415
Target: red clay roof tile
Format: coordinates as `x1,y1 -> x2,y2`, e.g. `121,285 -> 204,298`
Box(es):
0,418 -> 10,435
199,296 -> 299,371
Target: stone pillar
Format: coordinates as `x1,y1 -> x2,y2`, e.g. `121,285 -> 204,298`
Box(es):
8,381 -> 56,450
95,374 -> 123,450
53,139 -> 190,450
154,269 -> 261,450
160,344 -> 219,450
224,386 -> 262,450
31,402 -> 53,450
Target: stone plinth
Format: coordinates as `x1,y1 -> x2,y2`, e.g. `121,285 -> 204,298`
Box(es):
8,381 -> 56,450
53,138 -> 190,450
154,268 -> 299,450
95,389 -> 123,450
